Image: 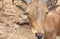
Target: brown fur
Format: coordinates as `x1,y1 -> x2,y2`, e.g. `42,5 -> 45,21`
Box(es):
26,0 -> 60,39
44,11 -> 60,39
26,0 -> 48,34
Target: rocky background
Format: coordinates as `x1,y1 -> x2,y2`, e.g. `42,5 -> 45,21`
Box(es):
0,0 -> 34,39
0,0 -> 60,39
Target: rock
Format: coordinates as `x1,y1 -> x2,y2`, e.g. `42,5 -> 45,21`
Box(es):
0,0 -> 34,39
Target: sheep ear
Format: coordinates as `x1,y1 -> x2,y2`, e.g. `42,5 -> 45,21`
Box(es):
22,0 -> 31,4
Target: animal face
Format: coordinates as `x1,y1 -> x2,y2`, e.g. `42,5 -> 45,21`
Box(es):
26,0 -> 48,39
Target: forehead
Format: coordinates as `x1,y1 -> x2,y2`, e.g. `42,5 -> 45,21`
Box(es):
26,0 -> 48,14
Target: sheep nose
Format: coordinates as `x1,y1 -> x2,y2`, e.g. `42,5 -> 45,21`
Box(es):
35,33 -> 44,39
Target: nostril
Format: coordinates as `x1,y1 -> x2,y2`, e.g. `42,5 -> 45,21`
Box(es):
35,33 -> 44,39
